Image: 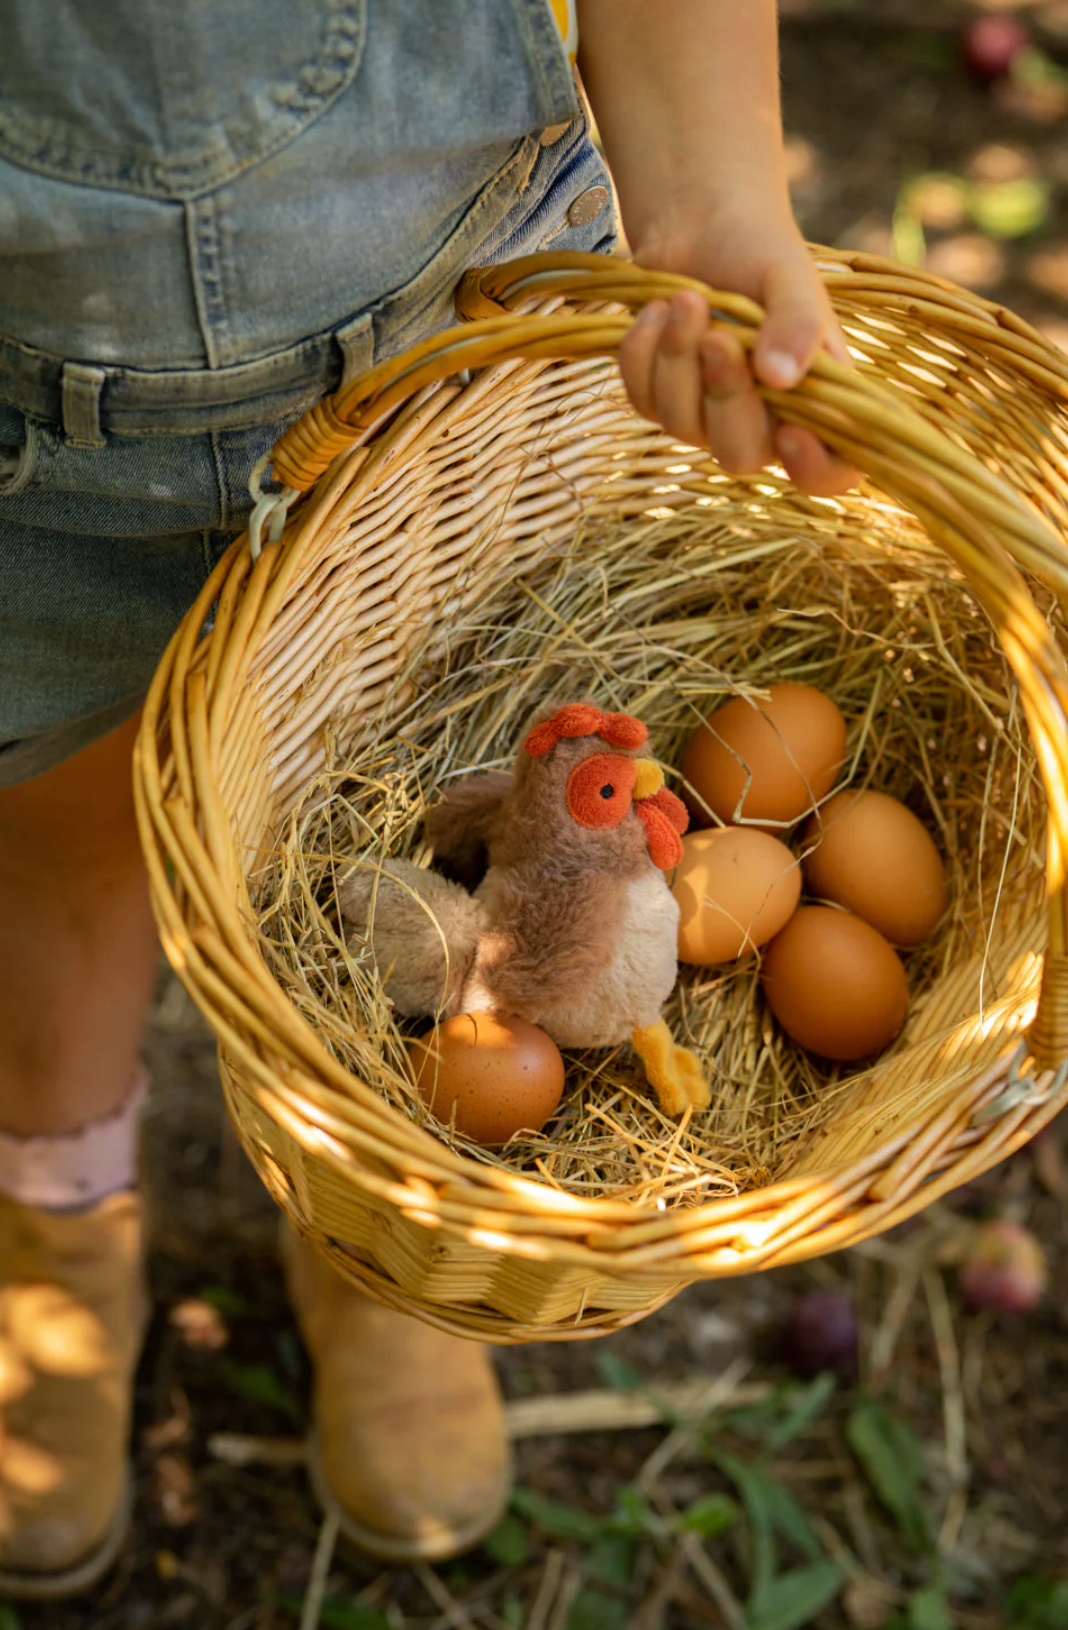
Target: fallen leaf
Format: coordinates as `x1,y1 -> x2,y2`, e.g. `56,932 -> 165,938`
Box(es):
169,1297 -> 229,1351
968,177 -> 1050,239
154,1452 -> 199,1527
843,1578 -> 892,1630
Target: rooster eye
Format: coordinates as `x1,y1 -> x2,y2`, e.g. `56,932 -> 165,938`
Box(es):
566,754 -> 636,830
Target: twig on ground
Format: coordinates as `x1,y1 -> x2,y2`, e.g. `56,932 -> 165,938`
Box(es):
418,1562 -> 481,1630
668,1576 -> 739,1626
811,1511 -> 903,1616
635,1359 -> 753,1491
208,1432 -> 308,1467
677,1531 -> 747,1630
924,1266 -> 970,1551
545,1558 -> 585,1630
631,1548 -> 690,1630
841,1482 -> 882,1578
644,1479 -> 746,1630
223,1608 -> 263,1630
527,1548 -> 568,1630
510,1375 -> 770,1440
299,1509 -> 340,1630
207,1376 -> 775,1471
867,1251 -> 923,1385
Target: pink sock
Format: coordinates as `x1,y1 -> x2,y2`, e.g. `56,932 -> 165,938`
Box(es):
0,1070 -> 146,1210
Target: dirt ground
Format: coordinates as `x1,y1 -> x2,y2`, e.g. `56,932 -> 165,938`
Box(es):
14,3 -> 1068,1627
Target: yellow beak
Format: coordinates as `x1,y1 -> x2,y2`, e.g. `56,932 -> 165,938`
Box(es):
633,759 -> 664,800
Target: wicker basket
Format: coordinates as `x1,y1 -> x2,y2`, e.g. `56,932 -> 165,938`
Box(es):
135,250 -> 1068,1343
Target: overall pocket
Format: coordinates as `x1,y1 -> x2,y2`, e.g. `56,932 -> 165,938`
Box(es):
0,0 -> 368,197
367,113 -> 615,365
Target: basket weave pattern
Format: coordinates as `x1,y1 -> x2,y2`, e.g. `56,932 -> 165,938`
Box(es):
136,252 -> 1068,1341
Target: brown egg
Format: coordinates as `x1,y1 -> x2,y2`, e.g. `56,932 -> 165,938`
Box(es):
672,827 -> 801,965
800,789 -> 947,946
682,684 -> 846,829
760,906 -> 909,1061
407,1012 -> 565,1146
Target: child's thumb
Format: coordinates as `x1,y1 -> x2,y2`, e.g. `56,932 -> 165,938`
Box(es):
752,259 -> 835,391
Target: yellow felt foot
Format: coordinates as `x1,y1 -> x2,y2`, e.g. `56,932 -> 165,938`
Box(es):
632,1019 -> 711,1118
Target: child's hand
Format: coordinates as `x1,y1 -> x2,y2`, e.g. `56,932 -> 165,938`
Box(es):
575,0 -> 861,498
618,220 -> 860,497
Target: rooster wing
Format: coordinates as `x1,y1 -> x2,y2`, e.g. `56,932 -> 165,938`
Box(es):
424,770 -> 513,888
339,857 -> 487,1017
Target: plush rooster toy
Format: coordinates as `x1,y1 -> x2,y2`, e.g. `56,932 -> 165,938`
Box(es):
341,703 -> 710,1118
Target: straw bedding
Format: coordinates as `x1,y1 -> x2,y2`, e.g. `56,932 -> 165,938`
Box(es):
251,466 -> 1048,1212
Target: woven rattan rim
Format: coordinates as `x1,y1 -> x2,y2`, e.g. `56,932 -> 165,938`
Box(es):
134,249 -> 1068,1309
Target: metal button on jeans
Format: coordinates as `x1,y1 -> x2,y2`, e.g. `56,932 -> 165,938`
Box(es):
567,184 -> 610,226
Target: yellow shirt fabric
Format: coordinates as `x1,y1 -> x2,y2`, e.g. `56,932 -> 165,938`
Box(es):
548,0 -> 578,62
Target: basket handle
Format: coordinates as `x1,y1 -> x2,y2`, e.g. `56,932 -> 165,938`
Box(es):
264,250 -> 1068,1068
271,253 -> 786,494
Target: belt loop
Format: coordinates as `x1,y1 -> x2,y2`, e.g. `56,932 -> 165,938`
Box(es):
334,313 -> 374,389
61,363 -> 107,448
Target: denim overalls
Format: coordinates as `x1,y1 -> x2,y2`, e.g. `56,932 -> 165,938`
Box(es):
0,0 -> 617,783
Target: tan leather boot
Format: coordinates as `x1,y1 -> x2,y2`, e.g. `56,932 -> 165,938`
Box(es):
282,1228 -> 512,1564
0,1191 -> 147,1599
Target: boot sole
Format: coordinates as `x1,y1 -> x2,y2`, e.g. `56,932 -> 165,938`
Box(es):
0,1469 -> 132,1602
306,1433 -> 512,1566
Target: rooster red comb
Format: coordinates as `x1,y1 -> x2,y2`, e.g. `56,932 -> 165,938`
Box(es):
524,703 -> 648,758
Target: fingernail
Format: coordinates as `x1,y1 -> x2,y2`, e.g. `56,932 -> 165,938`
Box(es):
764,350 -> 803,389
636,300 -> 668,327
778,431 -> 802,461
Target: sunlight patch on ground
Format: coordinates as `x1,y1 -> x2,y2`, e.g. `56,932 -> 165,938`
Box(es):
1027,242 -> 1068,300
925,233 -> 1007,290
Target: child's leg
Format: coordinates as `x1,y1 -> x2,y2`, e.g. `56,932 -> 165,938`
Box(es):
0,716 -> 153,1598
0,710 -> 509,1591
0,714 -> 157,1137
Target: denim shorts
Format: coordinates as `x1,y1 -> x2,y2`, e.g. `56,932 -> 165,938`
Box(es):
0,0 -> 617,786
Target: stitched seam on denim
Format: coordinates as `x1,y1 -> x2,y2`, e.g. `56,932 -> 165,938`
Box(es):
210,194 -> 244,371
61,364 -> 107,448
0,325 -> 332,395
96,405 -> 319,438
199,530 -> 215,578
0,316 -> 345,425
497,136 -> 608,252
0,380 -> 330,432
0,1 -> 368,200
513,0 -> 580,125
368,135 -> 542,362
26,414 -> 55,482
208,432 -> 230,531
0,131 -> 568,433
187,197 -> 229,371
336,313 -> 375,389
